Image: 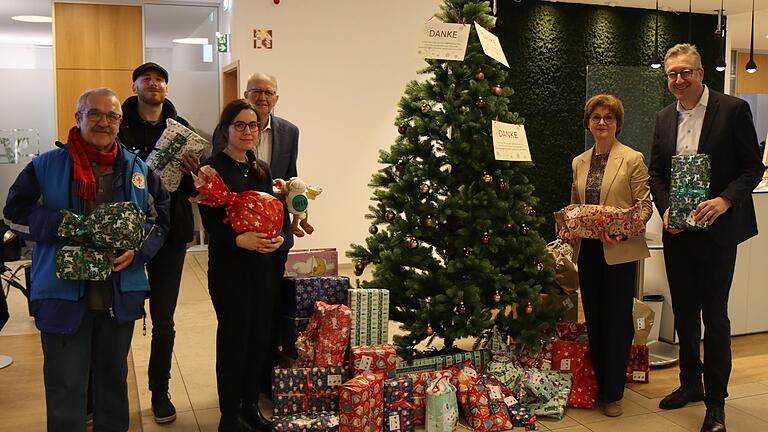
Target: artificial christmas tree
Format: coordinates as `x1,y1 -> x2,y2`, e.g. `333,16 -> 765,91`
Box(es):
347,0 -> 561,359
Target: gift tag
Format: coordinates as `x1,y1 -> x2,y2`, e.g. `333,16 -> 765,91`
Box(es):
464,367 -> 478,379
562,297 -> 575,310
488,384 -> 503,400
388,413 -> 401,431
327,374 -> 343,387
359,355 -> 373,371
504,395 -> 519,407
636,317 -> 646,330
632,371 -> 647,382
685,210 -> 698,227
560,358 -> 572,371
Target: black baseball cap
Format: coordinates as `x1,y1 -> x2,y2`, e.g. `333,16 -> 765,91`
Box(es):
132,62 -> 169,83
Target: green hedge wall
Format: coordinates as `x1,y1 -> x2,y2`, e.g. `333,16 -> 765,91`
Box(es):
496,1 -> 724,238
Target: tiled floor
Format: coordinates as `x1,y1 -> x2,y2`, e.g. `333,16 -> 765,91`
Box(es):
4,251 -> 768,431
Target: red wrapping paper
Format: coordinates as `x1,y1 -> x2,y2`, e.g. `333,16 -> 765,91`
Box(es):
352,344 -> 397,379
556,322 -> 589,341
626,344 -> 650,383
559,203 -> 645,240
339,373 -> 385,432
552,340 -> 597,408
194,165 -> 283,238
448,361 -> 514,432
402,370 -> 452,424
296,301 -> 352,367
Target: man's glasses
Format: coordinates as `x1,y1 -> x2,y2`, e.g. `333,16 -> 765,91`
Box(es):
81,110 -> 122,124
589,115 -> 616,125
231,121 -> 259,132
665,69 -> 697,81
245,88 -> 276,98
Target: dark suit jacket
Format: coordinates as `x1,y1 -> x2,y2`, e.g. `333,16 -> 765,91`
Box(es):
649,89 -> 763,246
269,115 -> 300,251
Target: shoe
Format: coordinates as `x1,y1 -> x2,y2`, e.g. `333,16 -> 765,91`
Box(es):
603,400 -> 623,417
241,401 -> 272,432
701,405 -> 726,432
152,391 -> 177,424
218,413 -> 258,432
659,386 -> 705,410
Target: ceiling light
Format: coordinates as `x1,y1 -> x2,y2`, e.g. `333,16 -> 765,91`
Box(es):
746,0 -> 757,73
172,38 -> 209,45
715,58 -> 726,72
650,0 -> 661,69
11,15 -> 52,23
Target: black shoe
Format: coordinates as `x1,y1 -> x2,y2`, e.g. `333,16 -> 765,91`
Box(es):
218,413 -> 258,432
701,405 -> 726,432
241,402 -> 272,432
151,391 -> 177,424
659,386 -> 705,410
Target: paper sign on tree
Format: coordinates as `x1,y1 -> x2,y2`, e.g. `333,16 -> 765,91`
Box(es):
492,121 -> 531,161
417,19 -> 470,61
474,22 -> 509,67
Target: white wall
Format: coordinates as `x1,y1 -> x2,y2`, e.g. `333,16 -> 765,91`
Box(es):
225,0 -> 442,261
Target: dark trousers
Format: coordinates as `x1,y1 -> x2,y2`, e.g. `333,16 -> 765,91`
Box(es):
260,250 -> 288,395
577,239 -> 636,403
664,232 -> 736,407
41,310 -> 134,432
209,250 -> 277,414
146,240 -> 187,392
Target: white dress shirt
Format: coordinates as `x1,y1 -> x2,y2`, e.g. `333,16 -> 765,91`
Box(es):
676,86 -> 709,156
256,115 -> 273,165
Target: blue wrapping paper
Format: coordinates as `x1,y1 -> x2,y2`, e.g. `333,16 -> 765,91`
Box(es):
272,366 -> 349,416
283,276 -> 350,318
383,377 -> 415,432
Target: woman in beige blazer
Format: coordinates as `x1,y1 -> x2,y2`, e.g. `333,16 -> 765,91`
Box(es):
569,94 -> 652,417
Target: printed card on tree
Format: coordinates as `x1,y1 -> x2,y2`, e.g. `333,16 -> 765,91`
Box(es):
417,19 -> 470,61
474,22 -> 510,67
492,121 -> 531,162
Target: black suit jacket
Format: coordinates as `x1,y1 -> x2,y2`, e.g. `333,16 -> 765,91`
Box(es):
649,89 -> 763,246
269,115 -> 299,251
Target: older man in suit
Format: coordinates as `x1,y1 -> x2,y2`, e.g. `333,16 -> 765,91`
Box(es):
649,43 -> 763,432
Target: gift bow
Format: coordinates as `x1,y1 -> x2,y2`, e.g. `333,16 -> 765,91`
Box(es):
671,176 -> 709,198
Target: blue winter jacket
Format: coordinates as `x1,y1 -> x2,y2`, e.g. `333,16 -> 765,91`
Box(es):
3,142 -> 170,334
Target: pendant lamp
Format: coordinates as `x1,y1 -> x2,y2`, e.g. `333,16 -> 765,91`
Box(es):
650,0 -> 662,69
746,0 -> 757,73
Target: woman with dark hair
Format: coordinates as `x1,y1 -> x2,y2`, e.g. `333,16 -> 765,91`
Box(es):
568,94 -> 652,417
199,99 -> 283,432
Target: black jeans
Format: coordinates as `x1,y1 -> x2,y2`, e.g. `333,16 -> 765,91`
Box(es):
577,239 -> 636,403
146,240 -> 187,392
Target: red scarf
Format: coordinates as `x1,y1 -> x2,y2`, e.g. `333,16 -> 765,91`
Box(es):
66,126 -> 118,202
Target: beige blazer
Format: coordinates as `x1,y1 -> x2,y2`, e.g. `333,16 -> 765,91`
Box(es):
570,141 -> 653,265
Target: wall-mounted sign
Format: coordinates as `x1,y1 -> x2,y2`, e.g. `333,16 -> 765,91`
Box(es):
217,33 -> 229,53
253,29 -> 273,49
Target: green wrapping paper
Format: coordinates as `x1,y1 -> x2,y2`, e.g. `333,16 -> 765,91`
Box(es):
527,370 -> 572,420
425,377 -> 459,432
486,355 -> 524,393
55,245 -> 114,281
394,350 -> 491,376
669,154 -> 711,230
349,289 -> 390,347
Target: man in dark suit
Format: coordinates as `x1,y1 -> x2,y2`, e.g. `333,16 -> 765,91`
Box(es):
242,72 -> 299,425
649,44 -> 763,432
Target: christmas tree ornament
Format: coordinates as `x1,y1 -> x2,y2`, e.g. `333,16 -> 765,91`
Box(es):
525,302 -> 534,314
394,160 -> 406,174
463,247 -> 473,257
505,223 -> 513,230
368,224 -> 379,235
536,261 -> 544,272
409,238 -> 420,249
397,124 -> 408,134
421,103 -> 432,113
519,224 -> 529,236
384,209 -> 395,222
456,302 -> 467,315
424,216 -> 434,228
481,232 -> 490,244
354,260 -> 366,276
482,172 -> 493,184
494,290 -> 501,303
528,207 -> 537,217
475,97 -> 486,108
492,84 -> 503,96
419,182 -> 430,194
426,323 -> 434,336
498,180 -> 509,190
474,71 -> 485,81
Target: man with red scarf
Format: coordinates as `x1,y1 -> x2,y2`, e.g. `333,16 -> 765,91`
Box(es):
4,87 -> 170,432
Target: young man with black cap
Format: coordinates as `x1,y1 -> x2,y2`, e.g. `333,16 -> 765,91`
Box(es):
118,62 -> 203,424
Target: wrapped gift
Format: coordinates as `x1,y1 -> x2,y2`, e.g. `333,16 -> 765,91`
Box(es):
521,368 -> 559,402
194,165 -> 283,238
626,344 -> 650,383
559,203 -> 645,240
395,356 -> 440,376
484,326 -> 508,356
569,356 -> 598,408
352,344 -> 397,379
59,202 -> 145,251
271,366 -> 348,416
55,245 -> 113,281
633,298 -> 656,346
551,339 -> 597,408
147,118 -> 209,192
283,276 -> 350,319
507,403 -> 538,431
281,316 -> 311,359
271,411 -> 340,431
425,376 -> 459,432
401,369 -> 452,424
514,338 -> 556,371
486,355 -> 524,394
383,377 -> 415,432
285,248 -> 339,277
546,239 -> 579,294
551,340 -> 589,375
556,321 -> 589,342
296,301 -> 351,367
526,370 -> 572,420
448,361 -> 513,432
339,373 -> 384,432
349,288 -> 390,347
540,292 -> 579,322
438,350 -> 490,371
669,154 -> 711,230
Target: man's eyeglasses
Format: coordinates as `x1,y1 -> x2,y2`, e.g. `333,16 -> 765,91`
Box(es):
231,121 -> 259,132
589,115 -> 616,125
81,110 -> 122,124
245,88 -> 276,98
665,69 -> 697,81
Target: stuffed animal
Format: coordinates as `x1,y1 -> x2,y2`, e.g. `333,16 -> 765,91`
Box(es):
274,177 -> 322,237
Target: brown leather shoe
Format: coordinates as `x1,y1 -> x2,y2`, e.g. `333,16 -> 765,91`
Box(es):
604,400 -> 624,417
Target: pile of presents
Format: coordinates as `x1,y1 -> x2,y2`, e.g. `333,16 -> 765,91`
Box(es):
273,249 -> 655,431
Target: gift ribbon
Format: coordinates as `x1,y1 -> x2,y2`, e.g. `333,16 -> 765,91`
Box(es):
273,370 -> 337,413
385,383 -> 416,411
152,135 -> 186,170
